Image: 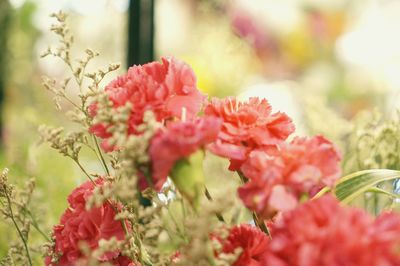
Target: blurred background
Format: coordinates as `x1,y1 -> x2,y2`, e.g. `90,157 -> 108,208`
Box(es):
1,0 -> 400,257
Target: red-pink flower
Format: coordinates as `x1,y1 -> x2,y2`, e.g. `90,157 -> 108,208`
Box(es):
214,224 -> 269,266
204,97 -> 294,170
148,117 -> 221,191
89,57 -> 206,151
46,179 -> 135,266
263,195 -> 400,266
239,135 -> 341,219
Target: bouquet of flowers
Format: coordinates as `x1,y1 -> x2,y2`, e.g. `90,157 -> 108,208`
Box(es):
1,12 -> 400,266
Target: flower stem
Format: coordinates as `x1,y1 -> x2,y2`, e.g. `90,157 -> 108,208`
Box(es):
92,135 -> 110,176
73,158 -> 130,237
252,212 -> 271,238
23,208 -> 51,242
73,158 -> 96,184
3,185 -> 33,266
237,171 -> 271,237
204,187 -> 225,223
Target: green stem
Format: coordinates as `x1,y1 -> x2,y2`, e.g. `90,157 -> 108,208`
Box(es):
237,171 -> 248,183
92,135 -> 110,176
23,208 -> 51,242
237,171 -> 271,237
73,159 -> 95,184
312,186 -> 331,199
180,198 -> 187,221
4,186 -> 33,266
252,212 -> 271,238
73,158 -> 129,236
167,205 -> 186,239
204,188 -> 225,223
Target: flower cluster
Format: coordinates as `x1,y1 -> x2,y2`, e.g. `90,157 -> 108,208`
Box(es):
46,179 -> 135,266
216,196 -> 400,266
214,224 -> 269,266
36,44 -> 400,266
89,57 -> 206,151
205,97 -> 295,170
239,136 -> 342,218
264,195 -> 400,266
88,56 -> 342,219
204,96 -> 341,218
148,117 -> 221,191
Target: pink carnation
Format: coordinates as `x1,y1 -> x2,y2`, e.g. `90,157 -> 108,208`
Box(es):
264,195 -> 400,266
89,57 -> 206,151
214,224 -> 269,266
148,117 -> 221,191
46,179 -> 135,266
204,97 -> 294,170
239,135 -> 341,219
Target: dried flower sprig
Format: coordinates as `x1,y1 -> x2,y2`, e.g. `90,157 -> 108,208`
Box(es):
0,168 -> 33,265
0,169 -> 49,265
41,11 -> 120,179
176,188 -> 236,266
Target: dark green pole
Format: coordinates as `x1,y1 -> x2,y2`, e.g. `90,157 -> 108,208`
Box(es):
128,0 -> 154,206
127,0 -> 155,67
0,0 -> 11,144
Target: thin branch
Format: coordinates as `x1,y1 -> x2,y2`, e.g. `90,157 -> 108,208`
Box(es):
204,188 -> 225,223
92,135 -> 110,176
22,207 -> 51,242
3,185 -> 33,266
237,171 -> 271,237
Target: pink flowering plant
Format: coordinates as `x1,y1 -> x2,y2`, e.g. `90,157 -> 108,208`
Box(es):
1,12 -> 400,266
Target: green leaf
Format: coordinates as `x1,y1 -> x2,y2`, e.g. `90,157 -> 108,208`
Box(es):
366,187 -> 400,199
170,150 -> 205,209
312,186 -> 331,199
334,169 -> 400,203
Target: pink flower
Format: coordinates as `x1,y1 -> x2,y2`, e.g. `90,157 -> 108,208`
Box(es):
239,136 -> 341,219
205,97 -> 294,170
89,57 -> 206,151
148,117 -> 221,191
263,195 -> 400,266
46,179 -> 135,266
230,10 -> 273,54
214,224 -> 269,266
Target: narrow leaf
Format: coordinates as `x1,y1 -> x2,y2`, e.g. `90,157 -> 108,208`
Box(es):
366,187 -> 400,199
334,169 -> 400,203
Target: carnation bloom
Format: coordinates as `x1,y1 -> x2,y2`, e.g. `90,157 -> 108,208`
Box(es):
204,97 -> 294,170
214,224 -> 269,266
263,195 -> 400,266
239,135 -> 341,218
46,179 -> 135,266
89,57 -> 206,151
148,117 -> 221,191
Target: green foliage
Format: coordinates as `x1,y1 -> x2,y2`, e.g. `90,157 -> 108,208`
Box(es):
343,110 -> 400,173
171,151 -> 205,208
334,169 -> 400,204
331,110 -> 400,214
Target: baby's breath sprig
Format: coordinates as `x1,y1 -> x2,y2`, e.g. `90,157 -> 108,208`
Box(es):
41,11 -> 120,178
41,11 -> 120,121
37,125 -> 98,184
0,250 -> 14,266
0,168 -> 33,266
176,188 -> 235,266
0,169 -> 49,266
